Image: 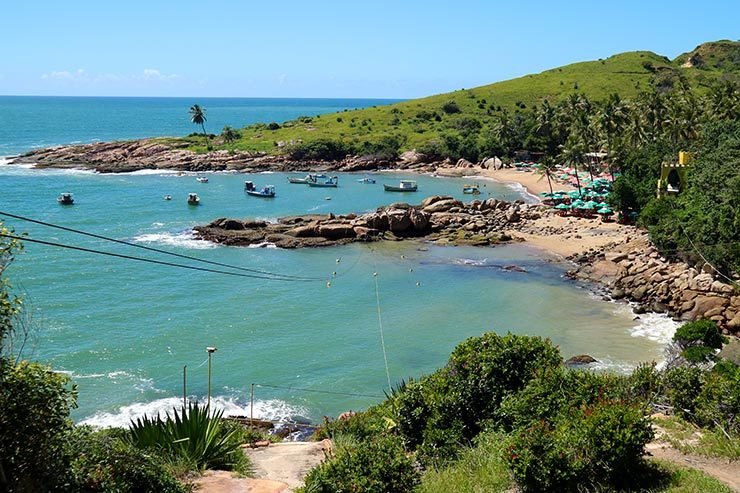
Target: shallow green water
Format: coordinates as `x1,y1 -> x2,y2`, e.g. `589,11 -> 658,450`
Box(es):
1,164 -> 676,426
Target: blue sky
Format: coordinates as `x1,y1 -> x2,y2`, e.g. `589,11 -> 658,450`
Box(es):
1,0 -> 737,98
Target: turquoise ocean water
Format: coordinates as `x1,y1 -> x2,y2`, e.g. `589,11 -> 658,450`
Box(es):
0,97 -> 677,426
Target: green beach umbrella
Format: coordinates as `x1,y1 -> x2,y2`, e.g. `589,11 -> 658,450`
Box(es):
584,200 -> 599,209
597,207 -> 613,214
555,203 -> 570,209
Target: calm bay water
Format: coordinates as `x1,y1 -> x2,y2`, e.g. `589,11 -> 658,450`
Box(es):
0,97 -> 677,426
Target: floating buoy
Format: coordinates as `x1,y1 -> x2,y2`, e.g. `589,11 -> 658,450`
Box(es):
327,281 -> 332,288
332,271 -> 337,276
325,197 -> 332,200
416,282 -> 421,286
409,268 -> 413,272
373,272 -> 378,277
400,255 -> 405,259
336,258 -> 341,264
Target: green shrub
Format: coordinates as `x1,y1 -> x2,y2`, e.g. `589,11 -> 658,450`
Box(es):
66,426 -> 184,492
497,367 -> 629,431
441,100 -> 461,114
673,320 -> 726,363
127,402 -> 245,471
286,138 -> 353,161
0,358 -> 77,491
313,402 -> 394,443
506,400 -> 653,491
693,361 -> 740,432
394,333 -> 562,465
300,435 -> 419,493
664,366 -> 704,420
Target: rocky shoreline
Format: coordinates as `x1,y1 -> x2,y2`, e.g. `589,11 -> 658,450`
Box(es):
568,236 -> 739,335
193,195 -> 534,249
8,139 -> 501,174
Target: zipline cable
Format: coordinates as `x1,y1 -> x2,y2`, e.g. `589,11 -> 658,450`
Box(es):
0,233 -> 318,282
0,211 -> 323,281
254,383 -> 383,399
370,248 -> 392,393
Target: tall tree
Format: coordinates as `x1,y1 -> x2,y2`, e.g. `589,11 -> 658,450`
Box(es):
189,104 -> 209,149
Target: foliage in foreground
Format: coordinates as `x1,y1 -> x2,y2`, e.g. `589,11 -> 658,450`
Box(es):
300,434 -> 419,493
66,427 -> 185,492
127,401 -> 247,472
308,332 -> 740,492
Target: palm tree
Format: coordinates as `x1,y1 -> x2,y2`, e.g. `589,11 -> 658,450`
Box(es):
221,125 -> 241,144
189,104 -> 209,149
537,157 -> 557,195
559,135 -> 585,195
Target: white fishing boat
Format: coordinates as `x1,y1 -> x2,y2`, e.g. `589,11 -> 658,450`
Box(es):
383,180 -> 417,192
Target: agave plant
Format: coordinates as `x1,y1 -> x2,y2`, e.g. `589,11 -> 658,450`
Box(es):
127,402 -> 243,471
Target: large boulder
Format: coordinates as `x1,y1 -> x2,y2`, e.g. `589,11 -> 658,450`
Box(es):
385,209 -> 413,233
421,195 -> 453,208
318,223 -> 356,240
689,273 -> 714,291
408,209 -> 431,231
399,150 -> 425,165
286,224 -> 318,237
423,199 -> 463,213
456,158 -> 475,168
682,295 -> 729,321
480,156 -> 503,169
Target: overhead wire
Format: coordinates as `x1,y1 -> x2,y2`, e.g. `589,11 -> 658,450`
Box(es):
0,211 -> 323,281
370,247 -> 392,393
0,233 -> 319,282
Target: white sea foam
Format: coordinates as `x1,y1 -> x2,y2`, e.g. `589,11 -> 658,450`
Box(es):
80,395 -> 309,428
452,258 -> 489,266
504,181 -> 540,203
616,304 -> 679,344
111,168 -> 180,176
133,230 -> 217,250
246,241 -> 277,249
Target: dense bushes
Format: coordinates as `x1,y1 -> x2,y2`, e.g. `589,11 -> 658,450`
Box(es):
394,333 -> 561,465
506,400 -> 653,491
0,359 -> 77,491
66,427 -> 185,492
287,138 -> 353,161
301,435 -> 419,493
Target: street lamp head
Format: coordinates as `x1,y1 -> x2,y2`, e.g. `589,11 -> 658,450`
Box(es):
206,346 -> 217,353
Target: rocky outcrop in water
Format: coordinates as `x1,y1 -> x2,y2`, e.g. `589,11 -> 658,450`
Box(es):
11,140 -> 509,175
569,237 -> 740,335
193,196 -> 540,249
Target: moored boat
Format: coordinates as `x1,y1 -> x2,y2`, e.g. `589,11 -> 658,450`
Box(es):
357,176 -> 376,184
196,176 -> 209,183
383,180 -> 417,192
307,176 -> 338,188
245,181 -> 276,197
463,184 -> 481,194
57,192 -> 74,205
187,193 -> 200,205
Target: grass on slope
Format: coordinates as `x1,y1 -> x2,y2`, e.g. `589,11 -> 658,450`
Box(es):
179,42 -> 738,155
416,431 -> 734,493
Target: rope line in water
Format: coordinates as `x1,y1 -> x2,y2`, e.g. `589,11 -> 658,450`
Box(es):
0,211 -> 323,281
371,248 -> 392,393
0,233 -> 318,282
254,383 -> 383,399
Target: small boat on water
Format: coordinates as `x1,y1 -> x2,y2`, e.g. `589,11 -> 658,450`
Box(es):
196,176 -> 209,183
463,184 -> 481,194
163,194 -> 172,201
187,193 -> 200,205
288,173 -> 326,184
384,180 -> 417,192
57,192 -> 74,205
308,175 -> 338,188
245,181 -> 276,197
357,176 -> 376,184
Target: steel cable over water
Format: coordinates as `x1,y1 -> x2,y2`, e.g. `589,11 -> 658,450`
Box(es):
0,233 -> 320,282
0,211 -> 324,281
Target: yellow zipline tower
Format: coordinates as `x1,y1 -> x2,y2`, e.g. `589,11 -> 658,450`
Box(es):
657,151 -> 692,197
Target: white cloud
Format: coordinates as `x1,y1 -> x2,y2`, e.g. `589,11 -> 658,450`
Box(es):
140,68 -> 180,80
42,69 -> 87,80
40,68 -> 180,83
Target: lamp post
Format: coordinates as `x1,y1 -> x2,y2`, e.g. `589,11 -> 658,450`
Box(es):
206,346 -> 217,408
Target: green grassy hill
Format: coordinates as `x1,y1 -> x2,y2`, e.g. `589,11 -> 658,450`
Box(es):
176,40 -> 739,155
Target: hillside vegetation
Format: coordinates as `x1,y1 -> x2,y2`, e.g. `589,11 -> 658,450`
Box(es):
180,40 -> 739,155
